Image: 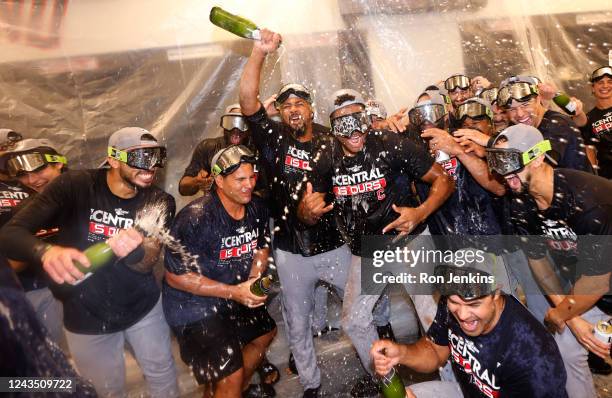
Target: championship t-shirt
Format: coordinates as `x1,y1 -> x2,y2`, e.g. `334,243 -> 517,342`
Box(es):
245,105 -> 343,256
0,180 -> 30,227
581,106 -> 612,178
162,191 -> 270,327
427,296 -> 568,398
0,169 -> 175,334
310,130 -> 433,256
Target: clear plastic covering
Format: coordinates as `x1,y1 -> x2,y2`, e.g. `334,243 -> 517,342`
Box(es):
1,0 -> 611,208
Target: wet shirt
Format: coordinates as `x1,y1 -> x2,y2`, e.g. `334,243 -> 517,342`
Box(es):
0,169 -> 175,334
0,180 -> 30,228
509,169 -> 612,281
244,105 -> 343,256
428,296 -> 568,398
582,106 -> 612,178
162,191 -> 270,327
537,110 -> 592,172
310,130 -> 433,256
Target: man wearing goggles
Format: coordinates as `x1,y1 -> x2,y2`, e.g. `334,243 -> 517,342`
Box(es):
240,28 -> 350,398
0,129 -> 29,227
444,74 -> 473,108
300,87 -> 453,397
476,87 -> 509,133
164,144 -> 278,398
579,66 -> 612,179
487,124 -> 612,398
0,126 -> 179,397
499,75 -> 592,172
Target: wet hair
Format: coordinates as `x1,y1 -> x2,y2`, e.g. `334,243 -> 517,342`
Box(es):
334,93 -> 356,107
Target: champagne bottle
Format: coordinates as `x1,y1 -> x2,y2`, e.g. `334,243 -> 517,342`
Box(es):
209,6 -> 261,40
250,275 -> 274,296
552,92 -> 576,115
72,242 -> 116,285
380,367 -> 406,398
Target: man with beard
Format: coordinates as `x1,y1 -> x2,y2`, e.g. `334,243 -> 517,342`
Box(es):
579,66 -> 612,179
487,124 -> 612,398
240,28 -> 352,398
498,76 -> 592,172
300,88 -> 454,396
0,127 -> 179,398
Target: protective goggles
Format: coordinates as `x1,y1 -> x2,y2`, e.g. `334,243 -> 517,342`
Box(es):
220,114 -> 248,132
275,84 -> 312,107
0,130 -> 22,150
330,111 -> 370,137
108,146 -> 166,170
6,152 -> 67,177
211,145 -> 256,176
444,75 -> 470,92
486,140 -> 551,176
408,103 -> 446,128
591,66 -> 612,82
497,82 -> 538,108
456,101 -> 493,122
434,264 -> 495,300
477,87 -> 499,104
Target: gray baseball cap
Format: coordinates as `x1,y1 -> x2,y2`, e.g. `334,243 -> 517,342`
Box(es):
330,89 -> 366,116
491,123 -> 556,165
500,75 -> 539,89
0,138 -> 62,171
99,127 -> 161,168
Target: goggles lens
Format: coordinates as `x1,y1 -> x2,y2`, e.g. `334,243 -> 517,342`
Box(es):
408,104 -> 446,128
444,75 -> 470,92
6,152 -> 67,177
456,101 -> 493,122
275,84 -> 312,107
108,146 -> 166,170
220,115 -> 248,132
591,66 -> 612,82
497,83 -> 538,108
486,148 -> 524,176
211,145 -> 256,176
477,87 -> 499,104
330,111 -> 370,138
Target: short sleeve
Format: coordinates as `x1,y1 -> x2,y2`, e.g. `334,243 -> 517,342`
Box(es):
164,206 -> 199,275
244,105 -> 282,155
384,132 -> 434,180
426,299 -> 450,346
309,143 -> 334,194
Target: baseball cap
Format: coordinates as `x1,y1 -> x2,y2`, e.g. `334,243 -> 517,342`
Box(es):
492,124 -> 548,153
224,103 -> 241,114
0,138 -> 65,174
366,99 -> 387,119
276,83 -> 313,107
99,127 -> 161,168
330,89 -> 366,116
500,75 -> 539,88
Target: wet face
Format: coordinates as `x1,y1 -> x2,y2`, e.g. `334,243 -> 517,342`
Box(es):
461,117 -> 492,135
449,87 -> 472,107
506,97 -> 543,127
117,161 -> 158,189
16,163 -> 63,192
370,117 -> 388,130
278,97 -> 313,132
447,294 -> 500,337
494,139 -> 531,193
224,128 -> 250,145
492,103 -> 509,133
592,76 -> 612,101
216,163 -> 256,205
331,103 -> 368,156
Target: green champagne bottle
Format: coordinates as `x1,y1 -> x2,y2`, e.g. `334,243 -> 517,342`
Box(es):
72,242 -> 116,284
380,367 -> 407,398
552,92 -> 576,115
250,275 -> 274,296
209,6 -> 261,40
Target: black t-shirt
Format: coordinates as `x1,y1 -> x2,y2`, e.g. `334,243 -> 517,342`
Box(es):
0,180 -> 30,228
537,110 -> 592,173
245,105 -> 343,256
310,130 -> 433,256
510,169 -> 612,280
0,169 -> 176,334
581,106 -> 612,178
427,296 -> 567,398
163,191 -> 270,327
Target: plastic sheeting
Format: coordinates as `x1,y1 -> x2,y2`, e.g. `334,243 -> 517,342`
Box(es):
1,0 -> 611,208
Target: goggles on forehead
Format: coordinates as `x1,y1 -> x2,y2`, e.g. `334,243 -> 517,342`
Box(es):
6,152 -> 67,177
434,264 -> 495,300
591,66 -> 612,82
330,111 -> 370,138
477,87 -> 499,104
108,146 -> 166,170
456,101 -> 493,122
275,84 -> 312,108
220,114 -> 248,132
497,82 -> 538,108
444,75 -> 470,92
408,103 -> 446,128
212,145 -> 256,176
486,140 -> 551,176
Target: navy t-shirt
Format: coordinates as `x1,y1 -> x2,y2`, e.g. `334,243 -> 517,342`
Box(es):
427,296 -> 568,398
581,106 -> 612,178
163,190 -> 270,327
0,180 -> 30,228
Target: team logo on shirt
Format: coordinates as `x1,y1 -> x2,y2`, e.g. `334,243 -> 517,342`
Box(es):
448,330 -> 501,398
440,157 -> 459,180
284,145 -> 310,171
332,167 -> 387,200
592,111 -> 612,136
219,227 -> 259,260
0,187 -> 29,208
541,218 -> 578,252
88,208 -> 134,240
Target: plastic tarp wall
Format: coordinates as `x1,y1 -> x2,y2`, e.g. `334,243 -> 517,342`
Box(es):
0,0 -> 611,209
